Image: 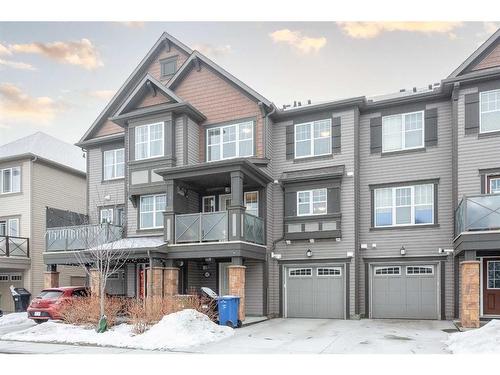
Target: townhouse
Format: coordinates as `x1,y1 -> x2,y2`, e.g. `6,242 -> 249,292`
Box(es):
43,29 -> 500,327
0,132 -> 86,313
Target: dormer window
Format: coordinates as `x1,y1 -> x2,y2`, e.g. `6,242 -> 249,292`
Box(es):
160,57 -> 177,78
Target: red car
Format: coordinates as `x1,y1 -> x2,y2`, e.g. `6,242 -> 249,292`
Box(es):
27,287 -> 89,323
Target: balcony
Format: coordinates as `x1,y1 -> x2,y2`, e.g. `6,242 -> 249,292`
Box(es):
45,223 -> 123,252
0,235 -> 29,258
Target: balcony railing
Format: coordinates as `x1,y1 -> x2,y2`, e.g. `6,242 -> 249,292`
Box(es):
0,235 -> 29,258
174,211 -> 265,245
455,194 -> 500,236
46,223 -> 123,252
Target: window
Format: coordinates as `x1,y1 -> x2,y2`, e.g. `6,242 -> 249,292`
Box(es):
116,207 -> 125,227
487,261 -> 500,289
0,275 -> 8,282
489,176 -> 500,194
374,266 -> 401,276
317,267 -> 342,276
202,196 -> 215,213
0,167 -> 21,194
0,221 -> 5,236
289,268 -> 312,277
103,149 -> 124,180
294,119 -> 332,158
206,121 -> 254,161
140,194 -> 166,229
160,58 -> 176,77
244,191 -> 259,217
480,89 -> 500,133
100,208 -> 114,224
1,218 -> 19,236
374,184 -> 434,227
135,123 -> 164,160
10,274 -> 22,281
406,266 -> 434,275
297,188 -> 327,216
382,111 -> 424,152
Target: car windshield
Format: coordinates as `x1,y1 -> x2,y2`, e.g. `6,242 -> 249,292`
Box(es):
37,290 -> 63,299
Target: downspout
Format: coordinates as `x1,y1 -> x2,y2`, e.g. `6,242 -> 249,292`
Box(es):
259,102 -> 277,159
147,250 -> 153,301
29,155 -> 37,293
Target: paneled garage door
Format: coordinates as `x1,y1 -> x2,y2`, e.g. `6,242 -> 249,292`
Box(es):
371,264 -> 439,319
285,265 -> 345,319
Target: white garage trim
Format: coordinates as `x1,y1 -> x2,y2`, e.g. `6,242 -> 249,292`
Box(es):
289,268 -> 312,277
374,266 -> 401,276
406,265 -> 434,275
317,267 -> 342,277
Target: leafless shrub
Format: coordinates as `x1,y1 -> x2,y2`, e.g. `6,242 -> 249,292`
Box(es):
59,296 -> 125,327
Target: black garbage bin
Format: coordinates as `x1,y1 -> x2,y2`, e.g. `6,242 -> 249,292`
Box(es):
12,287 -> 31,312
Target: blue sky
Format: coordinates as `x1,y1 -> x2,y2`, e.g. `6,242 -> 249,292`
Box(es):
0,21 -> 498,145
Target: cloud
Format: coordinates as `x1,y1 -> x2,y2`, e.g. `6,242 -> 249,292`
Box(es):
8,39 -> 103,70
336,22 -> 463,39
193,43 -> 232,57
269,29 -> 326,54
0,43 -> 12,56
119,22 -> 145,28
87,89 -> 115,101
0,58 -> 36,71
0,83 -> 66,124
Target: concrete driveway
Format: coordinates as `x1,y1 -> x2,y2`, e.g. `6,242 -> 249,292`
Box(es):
187,318 -> 456,354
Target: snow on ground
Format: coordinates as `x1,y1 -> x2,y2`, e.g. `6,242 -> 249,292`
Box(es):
446,319 -> 500,354
0,312 -> 33,327
1,309 -> 233,351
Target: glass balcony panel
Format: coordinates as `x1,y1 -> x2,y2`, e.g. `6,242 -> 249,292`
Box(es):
201,212 -> 228,242
175,214 -> 200,243
455,194 -> 500,235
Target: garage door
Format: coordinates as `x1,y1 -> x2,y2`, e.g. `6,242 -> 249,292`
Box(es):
285,265 -> 345,319
371,264 -> 439,319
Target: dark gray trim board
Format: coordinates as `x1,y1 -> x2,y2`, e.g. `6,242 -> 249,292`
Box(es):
453,231 -> 500,254
165,241 -> 267,261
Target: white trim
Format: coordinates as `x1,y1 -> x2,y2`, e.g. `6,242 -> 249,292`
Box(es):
479,89 -> 500,134
244,191 -> 259,217
405,265 -> 434,275
103,148 -> 125,180
316,267 -> 342,277
206,121 -> 254,162
219,194 -> 232,211
381,110 -> 425,153
486,260 -> 500,290
489,176 -> 500,194
288,268 -> 313,277
373,266 -> 401,276
135,122 -> 164,161
294,118 -> 332,159
100,208 -> 114,224
139,194 -> 166,229
202,195 -> 216,213
296,188 -> 328,217
0,166 -> 21,195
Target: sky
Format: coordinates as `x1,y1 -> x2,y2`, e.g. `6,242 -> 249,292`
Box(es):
0,21 -> 499,145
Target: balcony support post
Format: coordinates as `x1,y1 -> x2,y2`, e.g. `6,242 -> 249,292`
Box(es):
44,264 -> 59,289
228,171 -> 245,241
228,263 -> 246,322
460,260 -> 480,328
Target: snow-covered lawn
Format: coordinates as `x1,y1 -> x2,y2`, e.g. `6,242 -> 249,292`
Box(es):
446,319 -> 500,354
0,312 -> 33,327
1,309 -> 233,351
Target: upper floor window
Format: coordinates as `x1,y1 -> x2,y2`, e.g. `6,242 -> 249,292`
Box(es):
160,57 -> 177,77
480,89 -> 500,133
488,176 -> 500,194
294,119 -> 331,159
206,121 -> 253,162
135,123 -> 164,160
100,208 -> 114,224
140,194 -> 166,229
103,149 -> 124,180
382,111 -> 424,153
244,191 -> 259,217
297,188 -> 327,216
374,183 -> 434,227
0,218 -> 19,236
0,167 -> 21,194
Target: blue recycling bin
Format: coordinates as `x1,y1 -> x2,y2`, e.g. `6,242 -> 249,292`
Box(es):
217,296 -> 241,328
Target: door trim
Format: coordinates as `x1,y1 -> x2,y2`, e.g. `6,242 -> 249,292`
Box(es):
480,256 -> 500,317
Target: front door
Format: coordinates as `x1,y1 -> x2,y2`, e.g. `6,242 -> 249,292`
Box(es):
219,194 -> 232,211
218,262 -> 230,296
483,258 -> 500,315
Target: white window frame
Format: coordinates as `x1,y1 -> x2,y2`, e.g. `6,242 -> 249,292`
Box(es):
479,89 -> 500,134
294,119 -> 332,159
100,208 -> 114,224
139,194 -> 166,229
244,191 -> 259,217
317,267 -> 342,277
487,260 -> 500,290
0,274 -> 9,282
297,188 -> 328,217
103,148 -> 125,180
8,218 -> 19,237
382,110 -> 425,153
406,265 -> 434,275
489,177 -> 500,194
374,184 -> 434,228
135,122 -> 164,161
288,268 -> 312,277
10,273 -> 22,282
206,121 -> 254,162
202,195 -> 216,213
0,166 -> 21,194
374,266 -> 401,276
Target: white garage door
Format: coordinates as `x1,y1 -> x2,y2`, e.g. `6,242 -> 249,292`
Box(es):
371,264 -> 439,319
285,265 -> 345,319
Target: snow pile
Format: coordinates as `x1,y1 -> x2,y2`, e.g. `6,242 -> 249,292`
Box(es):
2,309 -> 233,351
0,312 -> 33,327
446,320 -> 500,354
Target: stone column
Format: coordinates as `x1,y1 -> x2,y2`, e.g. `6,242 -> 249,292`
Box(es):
146,266 -> 164,299
460,260 -> 480,328
163,267 -> 179,296
228,265 -> 246,321
89,268 -> 101,297
44,265 -> 59,289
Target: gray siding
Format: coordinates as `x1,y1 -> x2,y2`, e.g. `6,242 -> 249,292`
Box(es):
175,116 -> 184,166
358,101 -> 454,319
245,259 -> 264,316
187,117 -> 199,165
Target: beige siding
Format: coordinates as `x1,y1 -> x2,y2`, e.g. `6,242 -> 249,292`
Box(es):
472,42 -> 500,71
146,45 -> 189,84
245,260 -> 264,316
94,120 -> 123,138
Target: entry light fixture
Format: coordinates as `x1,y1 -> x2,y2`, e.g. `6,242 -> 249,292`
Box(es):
400,246 -> 406,256
346,171 -> 354,177
285,240 -> 291,245
439,248 -> 454,255
372,243 -> 377,249
360,244 -> 368,250
346,251 -> 354,258
306,249 -> 313,257
309,238 -> 315,244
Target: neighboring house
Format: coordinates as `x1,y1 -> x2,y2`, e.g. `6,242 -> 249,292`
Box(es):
43,29 -> 500,327
0,132 -> 87,313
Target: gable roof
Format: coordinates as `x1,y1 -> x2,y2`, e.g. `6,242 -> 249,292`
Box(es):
78,32 -> 192,145
0,132 -> 86,174
166,51 -> 272,108
448,28 -> 500,78
115,73 -> 184,116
